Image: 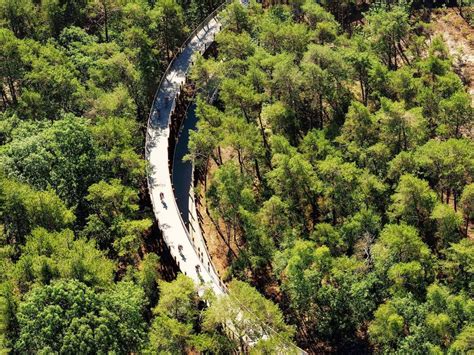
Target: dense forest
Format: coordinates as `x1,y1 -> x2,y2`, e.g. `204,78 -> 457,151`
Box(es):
189,0 -> 474,353
0,0 -> 473,354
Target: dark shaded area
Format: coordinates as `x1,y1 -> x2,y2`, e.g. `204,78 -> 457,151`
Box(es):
143,221 -> 180,282
140,187 -> 179,282
172,103 -> 198,229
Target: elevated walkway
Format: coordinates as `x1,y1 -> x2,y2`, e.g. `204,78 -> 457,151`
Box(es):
145,3 -> 307,353
146,5 -> 226,295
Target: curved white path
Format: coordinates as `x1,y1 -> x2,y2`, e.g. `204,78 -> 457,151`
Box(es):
146,10 -> 225,295
145,4 -> 307,353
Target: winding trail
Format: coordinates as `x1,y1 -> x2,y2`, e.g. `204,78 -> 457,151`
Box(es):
145,9 -> 225,295
145,4 -> 307,353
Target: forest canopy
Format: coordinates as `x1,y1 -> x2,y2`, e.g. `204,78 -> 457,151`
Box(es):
1,0 -> 473,353
189,0 -> 474,353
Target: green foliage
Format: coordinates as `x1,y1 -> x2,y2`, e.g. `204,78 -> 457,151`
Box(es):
369,284 -> 473,353
460,183 -> 474,232
1,0 -> 473,353
147,274 -> 235,354
363,4 -> 410,70
389,174 -> 438,238
0,282 -> 17,353
92,116 -> 145,186
0,178 -> 75,245
440,238 -> 474,296
1,116 -> 98,205
275,240 -> 377,347
372,224 -> 433,296
15,280 -> 146,353
204,279 -> 295,353
431,203 -> 463,250
83,179 -> 152,257
14,228 -> 114,293
153,274 -> 197,324
194,3 -> 473,351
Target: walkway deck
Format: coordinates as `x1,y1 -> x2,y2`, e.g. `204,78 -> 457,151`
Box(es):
145,5 -> 308,354
145,13 -> 224,295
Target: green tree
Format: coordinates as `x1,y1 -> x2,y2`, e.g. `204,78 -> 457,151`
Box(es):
339,101 -> 378,149
369,299 -> 407,350
207,161 -> 255,254
317,156 -> 363,223
460,183 -> 474,234
147,274 -> 201,354
221,1 -> 252,34
257,195 -> 291,246
377,99 -> 428,155
91,116 -> 144,186
0,178 -> 75,245
372,224 -> 433,297
437,91 -> 473,139
15,280 -> 146,353
267,136 -> 320,229
449,325 -> 474,354
83,179 -> 151,256
153,274 -> 197,324
0,28 -> 25,106
19,43 -> 86,120
364,5 -> 410,70
154,0 -> 187,61
440,239 -> 474,296
369,284 -> 473,353
275,241 -> 377,348
431,204 -> 462,251
310,223 -> 344,255
203,279 -> 295,353
414,139 -> 474,210
1,116 -> 97,205
14,228 -> 114,293
41,0 -> 89,37
0,282 -> 17,353
389,174 -> 438,239
0,0 -> 37,38
341,208 -> 381,257
147,314 -> 192,353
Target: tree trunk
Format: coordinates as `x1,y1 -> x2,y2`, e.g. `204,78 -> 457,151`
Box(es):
1,86 -> 9,108
254,158 -> 263,185
397,43 -> 410,66
217,146 -> 223,165
237,149 -> 244,174
319,93 -> 323,129
7,77 -> 17,105
103,1 -> 109,43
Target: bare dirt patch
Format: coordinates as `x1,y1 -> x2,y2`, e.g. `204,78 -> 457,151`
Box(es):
195,148 -> 240,280
430,8 -> 474,103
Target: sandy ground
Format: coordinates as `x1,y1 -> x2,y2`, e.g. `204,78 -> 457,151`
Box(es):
195,148 -> 240,280
430,8 -> 474,103
430,9 -> 474,238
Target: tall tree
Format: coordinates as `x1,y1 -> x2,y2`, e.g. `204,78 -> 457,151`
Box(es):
15,280 -> 146,353
389,174 -> 438,239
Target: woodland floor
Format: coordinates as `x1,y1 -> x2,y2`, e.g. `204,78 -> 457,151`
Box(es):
430,8 -> 474,103
196,148 -> 238,281
430,8 -> 474,239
